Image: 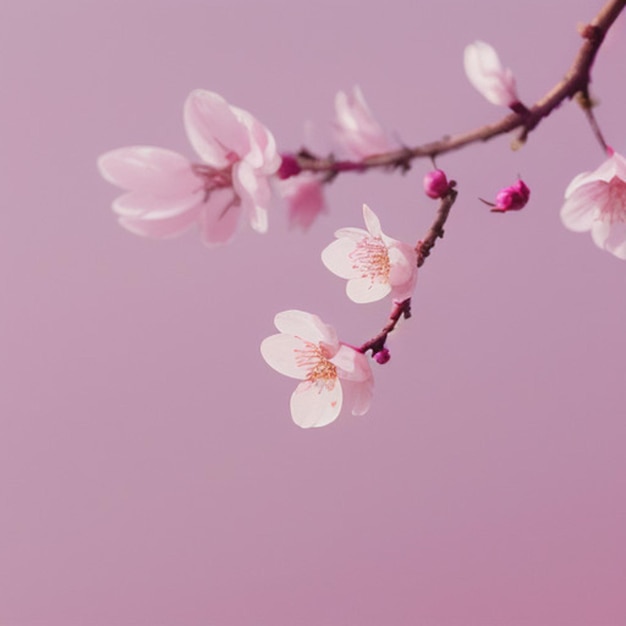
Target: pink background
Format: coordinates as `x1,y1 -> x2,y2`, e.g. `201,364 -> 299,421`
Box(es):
2,0 -> 626,624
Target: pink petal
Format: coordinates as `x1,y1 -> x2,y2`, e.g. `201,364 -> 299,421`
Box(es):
274,310 -> 338,349
560,181 -> 606,232
98,147 -> 198,194
591,220 -> 611,249
564,170 -> 596,197
231,105 -> 280,173
260,334 -> 309,380
232,161 -> 271,234
290,379 -> 342,428
341,378 -> 373,416
118,204 -> 201,239
197,189 -> 243,246
321,237 -> 360,279
278,174 -> 327,231
334,86 -> 394,158
603,222 -> 626,259
112,190 -> 202,218
331,345 -> 372,383
388,243 -> 417,291
464,41 -> 518,106
346,276 -> 391,303
184,90 -> 250,167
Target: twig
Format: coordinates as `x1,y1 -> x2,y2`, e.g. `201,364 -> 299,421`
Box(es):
359,187 -> 459,355
296,0 -> 626,175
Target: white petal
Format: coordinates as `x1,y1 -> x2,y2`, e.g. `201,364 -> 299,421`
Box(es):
346,277 -> 391,303
260,334 -> 309,380
321,237 -> 360,279
274,311 -> 338,349
362,204 -> 383,238
290,380 -> 342,428
333,227 -> 370,241
464,41 -> 518,106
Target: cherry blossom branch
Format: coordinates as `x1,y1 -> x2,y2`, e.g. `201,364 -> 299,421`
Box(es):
359,186 -> 459,356
295,0 -> 625,176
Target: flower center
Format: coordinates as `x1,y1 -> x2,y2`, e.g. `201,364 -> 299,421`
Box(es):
599,176 -> 626,224
349,237 -> 391,283
294,342 -> 338,390
191,163 -> 234,201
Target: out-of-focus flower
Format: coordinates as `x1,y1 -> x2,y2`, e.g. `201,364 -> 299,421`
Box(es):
333,86 -> 396,159
322,204 -> 417,303
277,172 -> 327,231
489,178 -> 530,213
560,149 -> 626,259
260,310 -> 374,428
423,169 -> 450,199
464,41 -> 519,107
98,90 -> 280,245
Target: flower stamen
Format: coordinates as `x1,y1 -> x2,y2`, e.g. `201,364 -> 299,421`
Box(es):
294,342 -> 338,391
349,237 -> 391,283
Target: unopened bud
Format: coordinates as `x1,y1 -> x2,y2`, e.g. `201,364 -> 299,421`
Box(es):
374,348 -> 391,364
423,169 -> 450,199
277,154 -> 302,180
491,179 -> 530,213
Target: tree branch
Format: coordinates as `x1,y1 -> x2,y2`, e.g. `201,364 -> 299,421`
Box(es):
297,0 -> 626,176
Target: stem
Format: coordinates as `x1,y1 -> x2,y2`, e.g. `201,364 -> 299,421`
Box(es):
296,0 -> 626,175
359,187 -> 459,355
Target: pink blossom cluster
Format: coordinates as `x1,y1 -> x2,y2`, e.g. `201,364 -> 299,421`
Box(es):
98,31 -> 626,430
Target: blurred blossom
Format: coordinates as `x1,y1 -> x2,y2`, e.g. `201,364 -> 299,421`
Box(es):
464,41 -> 519,107
322,204 -> 417,303
491,179 -> 530,212
98,90 -> 280,245
560,149 -> 626,259
260,310 -> 374,428
277,173 -> 327,231
333,86 -> 396,159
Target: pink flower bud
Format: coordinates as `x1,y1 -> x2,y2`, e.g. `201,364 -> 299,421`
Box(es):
492,179 -> 530,212
277,154 -> 302,180
423,169 -> 450,199
374,348 -> 391,364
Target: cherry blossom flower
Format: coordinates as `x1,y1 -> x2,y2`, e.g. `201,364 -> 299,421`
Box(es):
321,204 -> 417,303
261,310 -> 374,428
277,172 -> 327,231
98,89 -> 280,245
464,41 -> 519,107
333,86 -> 396,159
560,149 -> 626,259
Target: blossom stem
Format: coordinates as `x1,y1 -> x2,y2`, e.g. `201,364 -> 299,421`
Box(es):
296,0 -> 626,175
359,187 -> 459,355
416,184 -> 458,267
